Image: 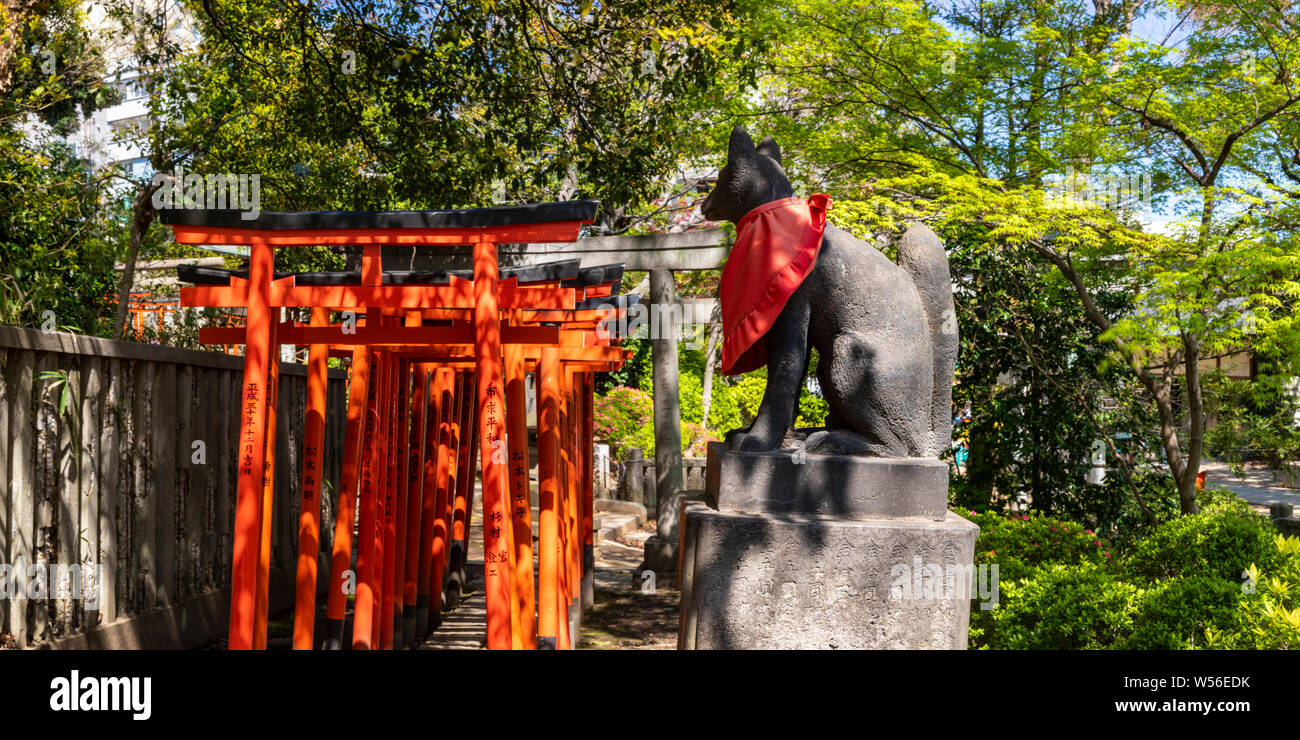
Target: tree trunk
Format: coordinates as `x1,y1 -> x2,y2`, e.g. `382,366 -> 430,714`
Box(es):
1033,240 -> 1199,514
700,304 -> 721,426
112,184 -> 159,340
1180,335 -> 1204,514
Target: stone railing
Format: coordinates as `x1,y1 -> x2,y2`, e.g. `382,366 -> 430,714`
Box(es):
615,447 -> 707,513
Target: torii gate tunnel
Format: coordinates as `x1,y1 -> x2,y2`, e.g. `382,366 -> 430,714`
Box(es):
162,201 -> 635,650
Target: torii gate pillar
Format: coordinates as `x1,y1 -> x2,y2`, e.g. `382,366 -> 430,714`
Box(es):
643,268 -> 684,580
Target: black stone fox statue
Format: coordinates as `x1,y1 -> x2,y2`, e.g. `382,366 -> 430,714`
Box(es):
700,126 -> 958,459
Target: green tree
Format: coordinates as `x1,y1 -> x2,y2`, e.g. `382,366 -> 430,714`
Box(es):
0,0 -> 119,332
736,0 -> 1300,515
100,0 -> 767,335
189,0 -> 764,226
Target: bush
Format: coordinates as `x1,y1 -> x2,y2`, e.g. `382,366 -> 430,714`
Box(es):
682,421 -> 718,458
963,510 -> 1118,650
1091,468 -> 1182,547
986,562 -> 1141,649
964,510 -> 1114,584
1124,512 -> 1281,584
1124,576 -> 1241,650
592,386 -> 655,458
963,507 -> 1300,650
678,359 -> 828,440
1207,534 -> 1300,650
678,369 -> 752,435
595,385 -> 725,459
1197,483 -> 1255,517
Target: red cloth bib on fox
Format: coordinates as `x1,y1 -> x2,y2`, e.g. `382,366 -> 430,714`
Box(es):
719,193 -> 831,375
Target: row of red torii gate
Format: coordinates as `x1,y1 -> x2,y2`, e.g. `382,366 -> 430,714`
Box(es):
162,199 -> 635,650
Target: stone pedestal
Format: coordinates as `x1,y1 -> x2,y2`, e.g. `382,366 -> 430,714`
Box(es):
705,445 -> 950,519
641,535 -> 679,573
633,534 -> 680,590
634,493 -> 705,589
678,443 -> 978,649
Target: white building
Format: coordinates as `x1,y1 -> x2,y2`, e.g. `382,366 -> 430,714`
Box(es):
58,1 -> 200,180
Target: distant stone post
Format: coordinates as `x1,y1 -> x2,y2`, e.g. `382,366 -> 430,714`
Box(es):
623,446 -> 644,505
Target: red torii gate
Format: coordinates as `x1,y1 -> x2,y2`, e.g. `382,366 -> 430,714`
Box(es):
163,202 -> 631,650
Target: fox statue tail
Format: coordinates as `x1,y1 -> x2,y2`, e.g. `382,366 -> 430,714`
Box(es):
896,223 -> 958,458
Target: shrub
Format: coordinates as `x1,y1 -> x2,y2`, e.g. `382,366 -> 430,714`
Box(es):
678,369 -> 751,435
593,386 -> 655,458
964,510 -> 1114,584
1124,576 -> 1241,650
1123,512 -> 1281,584
1197,483 -> 1255,517
702,372 -> 769,434
682,421 -> 718,458
594,385 -> 723,459
962,508 -> 1300,650
963,510 -> 1118,650
1207,534 -> 1300,650
1092,468 -> 1182,547
986,562 -> 1141,649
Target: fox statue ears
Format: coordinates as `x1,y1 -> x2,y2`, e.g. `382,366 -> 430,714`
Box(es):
727,125 -> 783,165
